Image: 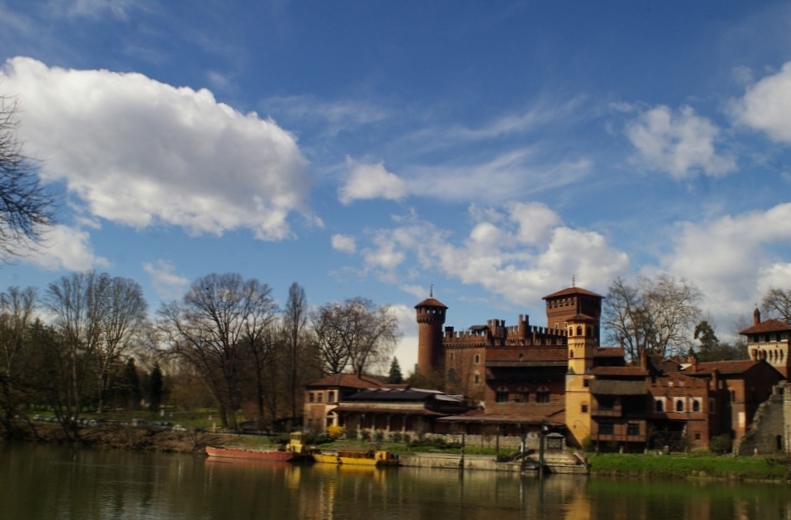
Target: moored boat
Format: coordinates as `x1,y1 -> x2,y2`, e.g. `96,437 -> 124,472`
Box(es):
313,449 -> 400,467
206,432 -> 313,462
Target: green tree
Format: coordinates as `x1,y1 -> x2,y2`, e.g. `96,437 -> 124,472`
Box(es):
388,357 -> 404,384
148,363 -> 163,413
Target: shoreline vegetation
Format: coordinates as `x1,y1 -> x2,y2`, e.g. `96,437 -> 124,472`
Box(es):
5,422 -> 791,483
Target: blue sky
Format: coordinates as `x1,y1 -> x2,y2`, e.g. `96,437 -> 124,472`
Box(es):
2,0 -> 791,374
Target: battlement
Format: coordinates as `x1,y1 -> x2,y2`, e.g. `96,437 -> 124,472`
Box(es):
443,313 -> 568,348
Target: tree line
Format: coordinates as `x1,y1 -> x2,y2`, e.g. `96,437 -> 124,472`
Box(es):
0,271 -> 401,438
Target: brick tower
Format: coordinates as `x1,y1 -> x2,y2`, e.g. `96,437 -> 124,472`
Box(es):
415,289 -> 447,378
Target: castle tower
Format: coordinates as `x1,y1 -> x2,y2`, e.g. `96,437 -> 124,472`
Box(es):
415,291 -> 447,378
543,286 -> 603,344
565,314 -> 597,448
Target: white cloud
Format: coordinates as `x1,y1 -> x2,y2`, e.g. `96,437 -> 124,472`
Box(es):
626,105 -> 736,179
731,61 -> 791,144
1,57 -> 310,241
143,259 -> 190,300
360,205 -> 628,306
339,159 -> 407,204
50,0 -> 142,20
24,224 -> 110,271
407,151 -> 591,202
661,203 -> 791,317
331,234 -> 356,254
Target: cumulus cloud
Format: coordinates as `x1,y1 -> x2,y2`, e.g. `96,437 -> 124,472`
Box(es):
626,105 -> 736,179
731,61 -> 791,144
0,57 -> 310,240
339,159 -> 406,204
661,203 -> 791,317
143,259 -> 190,300
331,234 -> 356,253
24,224 -> 110,271
360,204 -> 628,306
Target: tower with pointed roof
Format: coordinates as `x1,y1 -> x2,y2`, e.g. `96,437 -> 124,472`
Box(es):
415,288 -> 447,378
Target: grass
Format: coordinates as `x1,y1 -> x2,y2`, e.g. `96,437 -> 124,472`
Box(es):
588,452 -> 791,481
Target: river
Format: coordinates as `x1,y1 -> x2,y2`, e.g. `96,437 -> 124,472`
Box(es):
0,443 -> 788,519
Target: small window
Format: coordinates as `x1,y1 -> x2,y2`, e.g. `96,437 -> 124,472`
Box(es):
328,391 -> 336,403
581,403 -> 589,413
495,386 -> 509,403
655,398 -> 664,412
692,399 -> 701,412
599,422 -> 614,435
473,372 -> 480,385
537,386 -> 550,403
449,352 -> 455,361
675,399 -> 684,412
474,354 -> 481,364
627,423 -> 639,436
309,392 -> 315,403
317,392 -> 323,403
694,432 -> 701,441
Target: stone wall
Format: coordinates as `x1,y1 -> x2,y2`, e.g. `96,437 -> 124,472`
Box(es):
735,382 -> 790,455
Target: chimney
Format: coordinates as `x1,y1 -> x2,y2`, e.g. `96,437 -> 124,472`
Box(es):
754,308 -> 761,326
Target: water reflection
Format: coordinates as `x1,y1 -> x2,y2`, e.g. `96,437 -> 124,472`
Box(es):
0,443 -> 788,520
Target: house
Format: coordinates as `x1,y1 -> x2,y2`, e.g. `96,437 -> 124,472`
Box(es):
303,374 -> 388,434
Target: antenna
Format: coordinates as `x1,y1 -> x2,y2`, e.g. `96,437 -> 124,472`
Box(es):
572,275 -> 576,287
430,284 -> 434,298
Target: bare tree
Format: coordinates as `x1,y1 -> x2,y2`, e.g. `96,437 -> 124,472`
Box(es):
312,297 -> 401,377
603,275 -> 702,361
0,95 -> 54,260
158,273 -> 277,430
761,288 -> 791,322
281,282 -> 309,423
44,272 -> 147,415
0,286 -> 37,430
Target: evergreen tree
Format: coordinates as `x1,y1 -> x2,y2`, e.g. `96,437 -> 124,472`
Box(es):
148,363 -> 164,413
123,357 -> 142,411
388,357 -> 404,384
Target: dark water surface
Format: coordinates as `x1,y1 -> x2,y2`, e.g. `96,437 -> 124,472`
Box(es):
1,443 -> 788,519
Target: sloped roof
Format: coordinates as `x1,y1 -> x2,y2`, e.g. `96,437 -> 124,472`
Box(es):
594,347 -> 626,358
739,319 -> 791,335
344,387 -> 446,402
438,404 -> 565,426
694,359 -> 763,376
543,287 -> 604,300
591,366 -> 649,377
589,380 -> 647,395
305,374 -> 388,389
415,297 -> 448,309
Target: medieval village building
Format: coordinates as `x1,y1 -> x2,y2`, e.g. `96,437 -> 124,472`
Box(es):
304,285 -> 788,452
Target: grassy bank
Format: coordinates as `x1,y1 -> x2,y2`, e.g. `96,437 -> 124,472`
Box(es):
588,452 -> 791,481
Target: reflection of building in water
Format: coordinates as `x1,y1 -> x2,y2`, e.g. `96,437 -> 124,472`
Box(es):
304,284 -> 786,452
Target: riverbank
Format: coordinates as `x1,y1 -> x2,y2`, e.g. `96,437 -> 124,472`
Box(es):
588,453 -> 791,481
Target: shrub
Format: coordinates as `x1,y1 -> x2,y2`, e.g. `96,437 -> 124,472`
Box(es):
327,425 -> 344,440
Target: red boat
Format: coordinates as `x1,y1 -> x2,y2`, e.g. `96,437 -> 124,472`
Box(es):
205,446 -> 295,461
205,432 -> 312,462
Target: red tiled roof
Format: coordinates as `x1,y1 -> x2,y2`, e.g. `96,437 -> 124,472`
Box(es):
591,366 -> 649,377
305,374 -> 388,389
415,297 -> 448,309
438,405 -> 565,426
594,347 -> 625,358
739,319 -> 791,335
543,287 -> 604,300
485,347 -> 567,362
695,359 -> 761,376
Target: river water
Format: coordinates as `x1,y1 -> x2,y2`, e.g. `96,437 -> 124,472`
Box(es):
1,443 -> 789,519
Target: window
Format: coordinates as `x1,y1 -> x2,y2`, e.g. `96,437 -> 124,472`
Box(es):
309,392 -> 315,403
317,392 -> 323,403
598,396 -> 615,411
675,399 -> 684,412
537,386 -> 550,403
627,423 -> 639,436
473,372 -> 480,385
516,387 -> 529,403
692,398 -> 701,412
495,386 -> 509,403
581,403 -> 589,413
328,391 -> 336,403
655,398 -> 664,412
449,352 -> 455,361
599,422 -> 614,435
474,354 -> 481,364
694,432 -> 701,441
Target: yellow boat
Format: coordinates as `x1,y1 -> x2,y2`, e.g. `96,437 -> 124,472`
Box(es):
313,449 -> 400,467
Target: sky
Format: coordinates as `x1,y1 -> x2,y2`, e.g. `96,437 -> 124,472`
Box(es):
2,0 -> 791,375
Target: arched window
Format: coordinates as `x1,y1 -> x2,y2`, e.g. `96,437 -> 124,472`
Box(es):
576,326 -> 582,336
675,399 -> 684,412
692,399 -> 700,412
328,391 -> 336,403
537,386 -> 550,403
655,398 -> 664,412
496,386 -> 509,403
